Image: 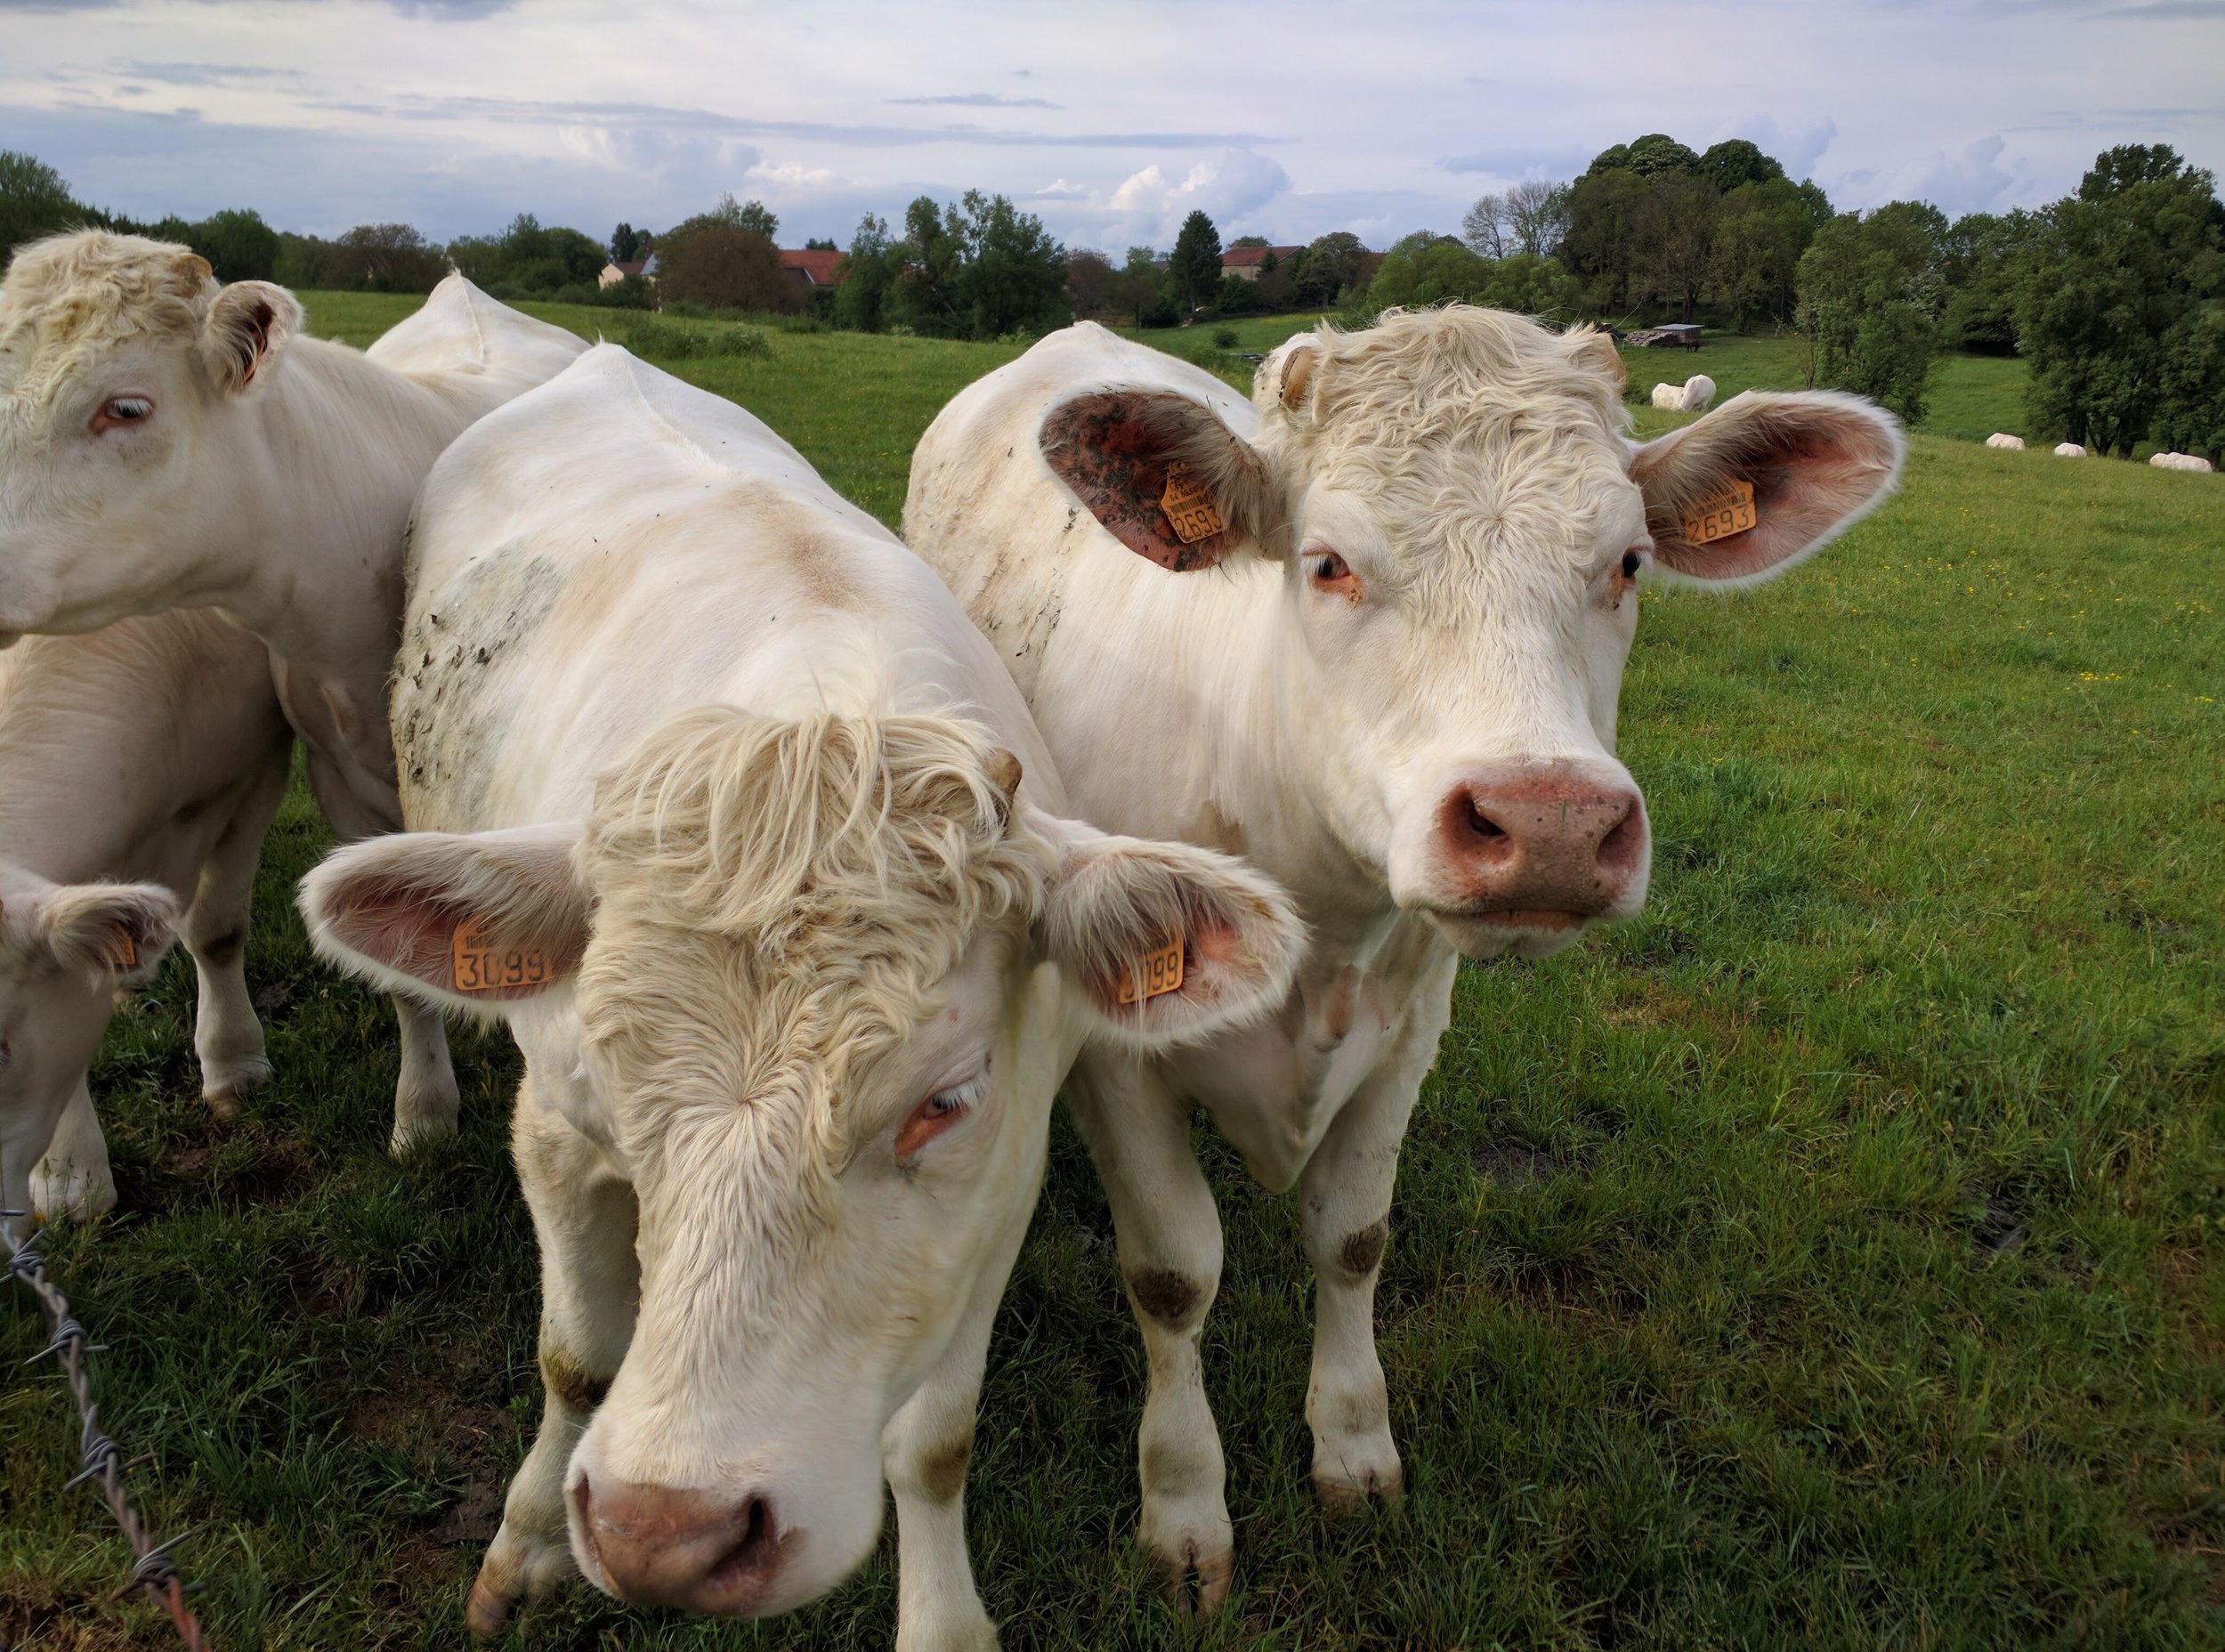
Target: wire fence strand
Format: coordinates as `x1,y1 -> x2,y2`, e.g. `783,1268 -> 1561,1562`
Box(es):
4,1216 -> 211,1651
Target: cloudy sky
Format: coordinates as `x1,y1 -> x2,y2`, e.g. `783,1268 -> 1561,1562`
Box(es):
4,0 -> 2221,252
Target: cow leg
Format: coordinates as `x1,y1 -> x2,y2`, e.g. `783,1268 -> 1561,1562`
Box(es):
1066,1057 -> 1233,1614
29,1077 -> 115,1223
183,755 -> 287,1116
468,1073 -> 636,1639
881,1205 -> 1031,1652
301,750 -> 460,1152
1295,960 -> 1452,1513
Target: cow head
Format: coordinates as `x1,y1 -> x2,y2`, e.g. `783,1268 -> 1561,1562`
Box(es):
0,231 -> 303,644
1040,308 -> 1902,959
300,706 -> 1301,1616
0,862 -> 176,1219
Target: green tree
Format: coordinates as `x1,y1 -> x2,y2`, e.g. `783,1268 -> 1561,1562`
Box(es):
1066,248 -> 1114,318
1796,205 -> 1947,424
887,195 -> 967,336
1363,232 -> 1488,312
1700,139 -> 1784,195
1167,210 -> 1224,313
2019,146 -> 2223,455
1630,172 -> 1719,322
951,190 -> 1068,339
1623,134 -> 1701,178
1110,246 -> 1172,327
1290,231 -> 1367,307
611,222 -> 643,262
2154,305 -> 2225,465
1939,209 -> 2039,353
835,214 -> 895,331
1562,166 -> 1648,312
659,225 -> 789,312
1475,252 -> 1584,318
1,150 -> 87,261
326,223 -> 446,294
1709,177 -> 1824,332
192,208 -> 279,282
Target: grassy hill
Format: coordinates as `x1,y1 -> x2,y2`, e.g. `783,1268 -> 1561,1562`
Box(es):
3,295 -> 2217,1650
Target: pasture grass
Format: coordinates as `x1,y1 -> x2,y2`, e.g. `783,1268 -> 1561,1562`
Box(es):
2,296 -> 2219,1649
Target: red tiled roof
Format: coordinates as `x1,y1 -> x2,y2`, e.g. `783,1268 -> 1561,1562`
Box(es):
1220,244 -> 1303,268
779,249 -> 845,286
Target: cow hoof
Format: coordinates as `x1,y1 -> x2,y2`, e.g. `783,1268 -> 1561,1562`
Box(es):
1145,1536 -> 1233,1618
202,1053 -> 271,1118
202,1089 -> 242,1122
29,1160 -> 117,1225
1314,1456 -> 1404,1515
464,1574 -> 518,1640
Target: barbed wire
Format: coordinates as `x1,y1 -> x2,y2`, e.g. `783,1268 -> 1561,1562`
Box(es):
4,1214 -> 210,1651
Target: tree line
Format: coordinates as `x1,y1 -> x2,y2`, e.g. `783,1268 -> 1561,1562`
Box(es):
5,137 -> 2217,460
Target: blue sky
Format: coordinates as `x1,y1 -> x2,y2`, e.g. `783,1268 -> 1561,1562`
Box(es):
4,0 -> 2221,251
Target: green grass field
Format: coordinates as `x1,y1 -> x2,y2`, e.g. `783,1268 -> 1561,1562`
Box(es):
3,294 -> 2220,1650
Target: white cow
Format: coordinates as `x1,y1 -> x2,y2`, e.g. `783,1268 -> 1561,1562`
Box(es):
1,611 -> 290,1228
1987,433 -> 2027,450
904,312 -> 1904,1605
2055,441 -> 2088,457
297,345 -> 1304,1648
2150,450 -> 2215,472
0,231 -> 585,1150
1650,372 -> 1715,412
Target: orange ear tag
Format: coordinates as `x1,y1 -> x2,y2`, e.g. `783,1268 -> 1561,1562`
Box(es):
1116,934 -> 1186,1007
452,916 -> 551,995
1683,478 -> 1758,546
104,923 -> 138,971
1160,464 -> 1224,545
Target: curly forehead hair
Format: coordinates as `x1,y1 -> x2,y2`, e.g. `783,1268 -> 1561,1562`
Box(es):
573,705 -> 1047,1142
0,232 -> 216,404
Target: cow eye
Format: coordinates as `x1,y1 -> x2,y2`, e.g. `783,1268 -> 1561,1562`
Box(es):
1620,550 -> 1643,580
894,1065 -> 988,1160
92,396 -> 156,434
1309,551 -> 1360,598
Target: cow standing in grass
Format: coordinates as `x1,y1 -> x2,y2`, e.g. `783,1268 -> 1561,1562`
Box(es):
0,232 -> 585,1151
0,612 -> 291,1227
904,310 -> 1904,1606
299,345 -> 1304,1648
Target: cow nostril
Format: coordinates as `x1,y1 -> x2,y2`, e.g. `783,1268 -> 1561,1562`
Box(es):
707,1496 -> 779,1588
1597,800 -> 1646,872
1461,795 -> 1506,840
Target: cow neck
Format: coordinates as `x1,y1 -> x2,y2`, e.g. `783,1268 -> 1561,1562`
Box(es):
219,336 -> 463,746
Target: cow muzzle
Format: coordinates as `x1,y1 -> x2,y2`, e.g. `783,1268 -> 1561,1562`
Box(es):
1418,761 -> 1649,956
572,1473 -> 797,1616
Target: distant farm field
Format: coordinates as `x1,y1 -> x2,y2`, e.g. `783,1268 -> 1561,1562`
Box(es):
3,294 -> 2220,1649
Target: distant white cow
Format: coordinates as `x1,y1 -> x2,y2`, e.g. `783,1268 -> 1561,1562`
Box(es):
0,231 -> 585,1150
2055,441 -> 2087,458
1650,373 -> 1715,411
299,346 -> 1304,1645
1987,433 -> 2027,450
1,612 -> 290,1228
904,312 -> 1904,1605
2150,450 -> 2215,472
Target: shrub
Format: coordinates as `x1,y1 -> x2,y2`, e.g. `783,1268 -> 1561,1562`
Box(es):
625,318 -> 773,360
1212,325 -> 1240,348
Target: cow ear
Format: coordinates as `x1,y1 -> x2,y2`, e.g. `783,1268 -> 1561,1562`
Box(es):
299,824 -> 589,1016
1255,333 -> 1323,420
1567,325 -> 1627,392
200,280 -> 303,396
1040,388 -> 1281,571
33,881 -> 179,986
1630,390 -> 1905,585
1026,807 -> 1304,1048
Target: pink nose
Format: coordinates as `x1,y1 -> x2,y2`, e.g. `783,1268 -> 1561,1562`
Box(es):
1436,765 -> 1648,921
574,1473 -> 791,1614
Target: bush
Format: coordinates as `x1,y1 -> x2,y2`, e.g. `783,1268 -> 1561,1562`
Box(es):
1212,325 -> 1240,349
625,318 -> 773,360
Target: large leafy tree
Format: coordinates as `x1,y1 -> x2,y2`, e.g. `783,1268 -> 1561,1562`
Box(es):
1708,176 -> 1827,332
952,190 -> 1068,339
1562,166 -> 1649,312
2019,146 -> 2223,455
1700,139 -> 1784,195
1167,210 -> 1224,312
1,150 -> 92,262
836,213 -> 895,332
1630,172 -> 1719,322
1797,203 -> 1948,424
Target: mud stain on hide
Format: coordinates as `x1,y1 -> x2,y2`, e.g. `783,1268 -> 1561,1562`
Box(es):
1338,1219 -> 1388,1278
540,1347 -> 612,1415
1127,1267 -> 1203,1326
917,1424 -> 975,1503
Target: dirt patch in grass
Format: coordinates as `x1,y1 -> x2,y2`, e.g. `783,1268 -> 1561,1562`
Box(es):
0,1577 -> 149,1649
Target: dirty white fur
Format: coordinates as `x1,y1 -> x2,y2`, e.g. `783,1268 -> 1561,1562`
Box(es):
903,310 -> 1904,1601
0,611 -> 290,1230
296,345 -> 1301,1648
0,231 -> 587,1150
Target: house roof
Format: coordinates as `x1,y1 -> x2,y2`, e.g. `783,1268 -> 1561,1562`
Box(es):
779,248 -> 845,286
605,255 -> 659,278
1220,244 -> 1304,269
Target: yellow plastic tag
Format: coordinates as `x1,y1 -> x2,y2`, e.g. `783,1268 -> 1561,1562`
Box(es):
1684,478 -> 1758,546
1160,464 -> 1224,545
1116,935 -> 1187,1007
104,924 -> 138,971
452,917 -> 550,995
